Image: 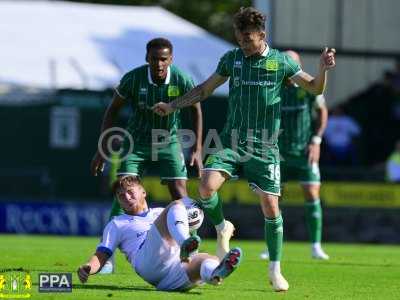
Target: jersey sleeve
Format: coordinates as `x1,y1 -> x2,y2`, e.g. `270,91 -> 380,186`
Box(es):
96,221 -> 120,257
215,51 -> 231,77
283,54 -> 302,79
115,72 -> 134,100
183,76 -> 195,94
151,207 -> 165,220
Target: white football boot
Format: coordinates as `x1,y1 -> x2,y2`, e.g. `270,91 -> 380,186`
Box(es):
312,244 -> 330,260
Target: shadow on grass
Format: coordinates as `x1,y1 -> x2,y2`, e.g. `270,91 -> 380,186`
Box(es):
73,284 -> 201,295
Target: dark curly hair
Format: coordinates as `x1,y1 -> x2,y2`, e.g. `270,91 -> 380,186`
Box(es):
233,7 -> 266,32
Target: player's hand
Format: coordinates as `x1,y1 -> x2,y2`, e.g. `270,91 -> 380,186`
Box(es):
91,151 -> 105,176
190,149 -> 203,178
77,264 -> 91,283
307,143 -> 321,165
152,102 -> 175,116
320,47 -> 336,70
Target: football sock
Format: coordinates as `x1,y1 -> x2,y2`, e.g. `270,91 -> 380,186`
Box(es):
108,196 -> 124,221
269,261 -> 281,274
305,200 -> 322,243
199,192 -> 225,226
167,203 -> 190,246
200,258 -> 220,282
265,214 -> 283,262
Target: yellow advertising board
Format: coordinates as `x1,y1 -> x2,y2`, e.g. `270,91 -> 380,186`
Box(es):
142,177 -> 400,208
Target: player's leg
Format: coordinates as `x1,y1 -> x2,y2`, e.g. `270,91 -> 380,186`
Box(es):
154,199 -> 201,261
201,150 -> 239,259
299,159 -> 329,259
257,191 -> 288,292
166,179 -> 188,199
158,141 -> 189,200
302,183 -> 329,259
199,170 -> 235,260
246,157 -> 288,292
184,248 -> 242,286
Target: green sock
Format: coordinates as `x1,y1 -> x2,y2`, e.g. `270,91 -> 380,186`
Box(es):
199,192 -> 224,226
108,196 -> 124,221
265,215 -> 283,261
305,200 -> 322,243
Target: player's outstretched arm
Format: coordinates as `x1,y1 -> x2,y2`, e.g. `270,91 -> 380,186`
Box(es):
90,93 -> 125,176
292,47 -> 336,95
308,97 -> 328,164
77,251 -> 109,283
152,73 -> 228,116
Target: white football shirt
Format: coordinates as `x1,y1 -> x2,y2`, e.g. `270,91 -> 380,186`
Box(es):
97,207 -> 164,266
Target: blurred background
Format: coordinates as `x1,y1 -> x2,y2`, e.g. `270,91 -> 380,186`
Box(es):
1,0 -> 399,243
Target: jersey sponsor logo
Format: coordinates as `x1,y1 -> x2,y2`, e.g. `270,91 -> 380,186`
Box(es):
265,60 -> 279,71
241,80 -> 275,87
136,231 -> 146,238
139,87 -> 148,95
234,61 -> 242,68
168,85 -> 180,97
281,104 -> 307,111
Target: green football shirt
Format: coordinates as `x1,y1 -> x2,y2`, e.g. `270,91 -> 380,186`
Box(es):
215,45 -> 302,151
116,64 -> 195,144
279,85 -> 325,155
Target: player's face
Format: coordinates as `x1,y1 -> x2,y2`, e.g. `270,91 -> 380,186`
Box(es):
117,184 -> 147,214
234,28 -> 266,56
147,47 -> 172,81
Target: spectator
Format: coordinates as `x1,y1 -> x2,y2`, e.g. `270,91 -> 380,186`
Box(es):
386,140 -> 400,182
324,106 -> 361,165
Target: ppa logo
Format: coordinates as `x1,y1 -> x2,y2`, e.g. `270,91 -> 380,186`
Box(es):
38,273 -> 72,293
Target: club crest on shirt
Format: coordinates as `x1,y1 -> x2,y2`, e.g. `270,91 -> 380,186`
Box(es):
139,87 -> 148,95
168,85 -> 180,97
265,60 -> 278,71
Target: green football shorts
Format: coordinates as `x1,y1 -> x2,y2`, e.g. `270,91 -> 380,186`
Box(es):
280,152 -> 321,185
203,145 -> 281,196
117,140 -> 187,182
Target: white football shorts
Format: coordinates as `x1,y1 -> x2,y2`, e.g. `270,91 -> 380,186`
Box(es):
134,224 -> 194,291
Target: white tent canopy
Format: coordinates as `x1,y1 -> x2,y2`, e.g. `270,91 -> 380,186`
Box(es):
0,1 -> 233,95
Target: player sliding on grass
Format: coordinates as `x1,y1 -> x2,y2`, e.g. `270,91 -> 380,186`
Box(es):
260,50 -> 329,261
77,176 -> 242,291
153,6 -> 335,292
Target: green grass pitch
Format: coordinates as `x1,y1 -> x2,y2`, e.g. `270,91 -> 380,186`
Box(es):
0,234 -> 399,300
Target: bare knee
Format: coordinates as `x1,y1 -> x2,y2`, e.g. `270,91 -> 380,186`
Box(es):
198,183 -> 217,199
302,184 -> 320,201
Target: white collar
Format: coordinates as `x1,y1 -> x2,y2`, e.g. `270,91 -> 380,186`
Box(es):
148,65 -> 171,85
261,43 -> 270,57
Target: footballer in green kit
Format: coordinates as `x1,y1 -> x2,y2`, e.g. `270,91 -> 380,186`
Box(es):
90,38 -> 203,272
153,7 -> 336,292
260,50 -> 329,261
